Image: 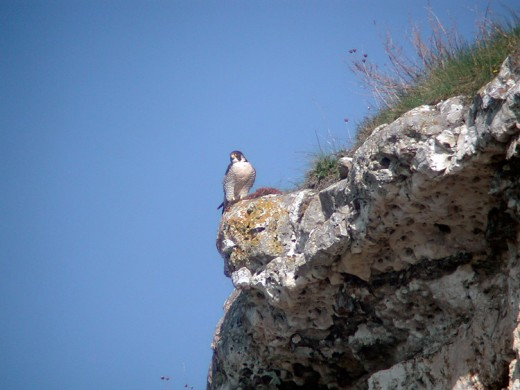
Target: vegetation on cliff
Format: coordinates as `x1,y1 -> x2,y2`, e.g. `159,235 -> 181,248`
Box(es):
304,10 -> 520,190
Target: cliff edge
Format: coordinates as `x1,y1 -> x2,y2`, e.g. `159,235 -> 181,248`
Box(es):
209,53 -> 520,389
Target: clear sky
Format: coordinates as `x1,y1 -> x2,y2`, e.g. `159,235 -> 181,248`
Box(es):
1,1 -> 517,389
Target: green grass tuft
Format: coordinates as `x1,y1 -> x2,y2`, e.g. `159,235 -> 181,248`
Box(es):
304,153 -> 340,190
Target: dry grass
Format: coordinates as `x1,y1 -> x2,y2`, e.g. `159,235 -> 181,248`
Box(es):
302,9 -> 520,190
349,8 -> 520,152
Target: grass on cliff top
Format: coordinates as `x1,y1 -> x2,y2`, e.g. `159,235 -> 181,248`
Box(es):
303,12 -> 520,190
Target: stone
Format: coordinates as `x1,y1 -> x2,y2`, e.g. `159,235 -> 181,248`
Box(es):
338,156 -> 353,179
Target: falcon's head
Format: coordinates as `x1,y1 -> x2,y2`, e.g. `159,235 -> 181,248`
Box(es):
230,150 -> 248,163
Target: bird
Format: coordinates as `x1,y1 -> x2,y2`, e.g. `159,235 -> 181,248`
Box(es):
218,150 -> 256,214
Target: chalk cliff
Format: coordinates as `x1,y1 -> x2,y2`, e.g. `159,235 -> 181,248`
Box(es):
209,53 -> 520,389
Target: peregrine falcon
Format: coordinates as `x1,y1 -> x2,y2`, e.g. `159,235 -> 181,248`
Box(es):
218,150 -> 256,213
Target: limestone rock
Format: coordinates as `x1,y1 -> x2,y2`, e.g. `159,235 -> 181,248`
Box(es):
209,55 -> 520,389
339,157 -> 353,179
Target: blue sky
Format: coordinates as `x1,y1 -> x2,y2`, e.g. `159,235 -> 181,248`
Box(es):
1,1 -> 517,389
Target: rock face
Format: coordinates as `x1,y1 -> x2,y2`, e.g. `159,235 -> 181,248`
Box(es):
209,54 -> 520,389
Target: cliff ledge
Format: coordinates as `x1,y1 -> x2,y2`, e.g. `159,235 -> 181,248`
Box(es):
210,53 -> 520,389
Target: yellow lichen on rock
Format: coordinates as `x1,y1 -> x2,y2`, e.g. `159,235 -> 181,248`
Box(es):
218,197 -> 287,274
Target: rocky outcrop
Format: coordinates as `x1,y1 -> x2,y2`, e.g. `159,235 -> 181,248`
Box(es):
209,53 -> 520,389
